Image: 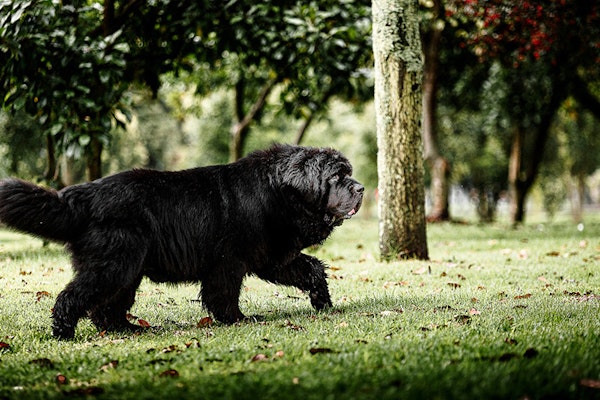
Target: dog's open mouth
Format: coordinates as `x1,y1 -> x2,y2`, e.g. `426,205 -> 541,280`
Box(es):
344,208 -> 357,219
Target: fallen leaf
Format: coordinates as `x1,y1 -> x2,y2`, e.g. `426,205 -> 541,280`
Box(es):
161,345 -> 178,353
434,305 -> 456,312
454,315 -> 471,324
580,379 -> 600,389
283,320 -> 305,331
36,291 -> 51,302
0,342 -> 10,350
185,339 -> 201,348
447,282 -> 461,289
99,360 -> 119,372
498,352 -> 519,362
56,374 -> 68,385
523,348 -> 538,359
518,249 -> 529,259
412,266 -> 429,275
138,319 -> 151,328
469,308 -> 481,315
546,251 -> 560,257
159,369 -> 179,378
292,377 -> 300,385
504,338 -> 518,345
383,281 -> 409,288
251,353 -> 268,362
197,316 -> 214,327
30,358 -> 54,368
274,350 -> 284,358
309,348 -> 335,355
514,293 -> 532,299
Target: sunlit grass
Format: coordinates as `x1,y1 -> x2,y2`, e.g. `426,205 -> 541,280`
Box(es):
1,216 -> 599,399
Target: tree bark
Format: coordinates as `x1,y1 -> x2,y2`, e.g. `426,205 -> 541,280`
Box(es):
86,134 -> 103,181
373,0 -> 428,260
422,0 -> 450,222
507,77 -> 565,226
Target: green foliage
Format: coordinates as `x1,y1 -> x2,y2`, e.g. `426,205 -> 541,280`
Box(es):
2,218 -> 600,398
0,0 -> 130,162
0,111 -> 45,179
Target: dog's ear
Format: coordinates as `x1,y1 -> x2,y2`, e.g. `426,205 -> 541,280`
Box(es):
277,149 -> 331,197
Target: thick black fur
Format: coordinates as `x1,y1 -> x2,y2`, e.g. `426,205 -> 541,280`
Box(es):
0,145 -> 363,339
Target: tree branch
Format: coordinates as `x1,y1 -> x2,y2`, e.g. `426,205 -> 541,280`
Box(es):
232,77 -> 279,135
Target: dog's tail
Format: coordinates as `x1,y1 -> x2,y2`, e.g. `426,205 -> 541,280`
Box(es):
0,178 -> 82,243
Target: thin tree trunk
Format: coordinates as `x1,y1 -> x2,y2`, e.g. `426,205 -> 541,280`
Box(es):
86,134 -> 103,181
570,173 -> 585,223
43,133 -> 58,182
373,0 -> 428,260
294,113 -> 315,145
422,0 -> 450,222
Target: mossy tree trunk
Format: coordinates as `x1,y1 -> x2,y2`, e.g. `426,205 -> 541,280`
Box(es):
373,0 -> 428,260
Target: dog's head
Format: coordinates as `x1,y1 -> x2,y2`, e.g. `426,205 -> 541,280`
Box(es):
267,145 -> 364,226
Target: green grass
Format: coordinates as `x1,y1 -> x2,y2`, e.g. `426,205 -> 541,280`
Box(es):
1,217 -> 599,399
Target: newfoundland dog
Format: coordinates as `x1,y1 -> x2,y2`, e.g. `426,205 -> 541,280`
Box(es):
0,144 -> 363,339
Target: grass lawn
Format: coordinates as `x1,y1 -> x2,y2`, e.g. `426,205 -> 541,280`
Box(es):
1,216 -> 599,399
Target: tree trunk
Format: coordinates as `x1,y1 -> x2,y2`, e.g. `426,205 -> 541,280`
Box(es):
373,0 -> 428,260
86,134 -> 103,181
570,173 -> 585,223
43,133 -> 58,183
422,0 -> 450,222
427,157 -> 450,222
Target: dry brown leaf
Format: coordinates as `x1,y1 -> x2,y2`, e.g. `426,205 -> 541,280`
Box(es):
56,374 -> 68,385
29,358 -> 54,368
99,360 -> 118,372
514,293 -> 532,299
159,369 -> 180,378
383,281 -> 409,289
35,291 -> 51,302
138,319 -> 151,328
251,353 -> 269,362
580,379 -> 600,389
197,316 -> 214,327
309,347 -> 335,355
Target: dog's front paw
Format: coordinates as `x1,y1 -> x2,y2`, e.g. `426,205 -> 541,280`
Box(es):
309,290 -> 332,311
52,323 -> 76,340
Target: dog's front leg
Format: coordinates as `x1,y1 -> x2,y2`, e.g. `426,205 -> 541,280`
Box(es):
256,254 -> 333,310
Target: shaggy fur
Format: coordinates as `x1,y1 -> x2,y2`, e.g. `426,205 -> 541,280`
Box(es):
0,144 -> 363,339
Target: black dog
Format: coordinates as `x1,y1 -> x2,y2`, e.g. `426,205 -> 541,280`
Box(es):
0,144 -> 363,339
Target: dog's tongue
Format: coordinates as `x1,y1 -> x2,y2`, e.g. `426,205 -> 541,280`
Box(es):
346,208 -> 356,218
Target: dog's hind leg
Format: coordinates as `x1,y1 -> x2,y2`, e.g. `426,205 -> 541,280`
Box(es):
255,254 -> 333,311
88,275 -> 144,334
52,231 -> 147,339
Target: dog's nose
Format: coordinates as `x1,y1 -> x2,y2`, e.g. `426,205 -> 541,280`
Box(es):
353,183 -> 364,194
